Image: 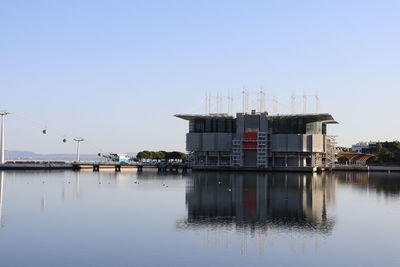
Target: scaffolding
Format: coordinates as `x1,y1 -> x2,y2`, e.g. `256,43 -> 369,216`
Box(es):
257,132 -> 267,167
232,139 -> 243,167
325,135 -> 337,167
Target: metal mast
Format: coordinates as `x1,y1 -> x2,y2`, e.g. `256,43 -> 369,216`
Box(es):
315,91 -> 320,113
73,137 -> 85,162
303,92 -> 307,113
0,111 -> 11,164
291,94 -> 296,114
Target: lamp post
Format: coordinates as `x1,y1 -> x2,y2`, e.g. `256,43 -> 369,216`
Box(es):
0,111 -> 10,164
73,137 -> 84,162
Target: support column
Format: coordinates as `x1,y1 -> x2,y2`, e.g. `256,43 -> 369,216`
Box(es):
0,112 -> 11,164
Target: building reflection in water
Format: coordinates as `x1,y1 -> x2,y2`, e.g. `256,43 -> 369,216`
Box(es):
178,172 -> 337,255
180,172 -> 337,234
335,172 -> 400,197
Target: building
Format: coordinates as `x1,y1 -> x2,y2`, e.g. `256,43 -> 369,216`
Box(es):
103,153 -> 130,163
175,110 -> 337,169
351,141 -> 377,154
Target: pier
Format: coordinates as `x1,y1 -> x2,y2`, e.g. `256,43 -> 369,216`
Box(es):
0,161 -> 190,173
1,161 -> 400,173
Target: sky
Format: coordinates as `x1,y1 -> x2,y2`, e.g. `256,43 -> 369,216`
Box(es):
1,0 -> 399,154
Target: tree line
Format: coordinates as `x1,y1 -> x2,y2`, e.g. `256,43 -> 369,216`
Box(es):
371,141 -> 400,164
136,150 -> 188,160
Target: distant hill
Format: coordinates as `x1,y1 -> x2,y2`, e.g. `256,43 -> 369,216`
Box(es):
4,151 -> 137,162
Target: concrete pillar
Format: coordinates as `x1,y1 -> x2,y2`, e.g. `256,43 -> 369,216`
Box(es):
0,115 -> 4,164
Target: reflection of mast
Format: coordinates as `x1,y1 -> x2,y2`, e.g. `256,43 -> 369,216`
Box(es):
41,195 -> 46,211
241,226 -> 248,256
0,171 -> 4,227
76,171 -> 81,199
62,183 -> 65,201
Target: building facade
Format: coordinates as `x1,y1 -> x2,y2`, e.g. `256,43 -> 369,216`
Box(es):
175,110 -> 337,168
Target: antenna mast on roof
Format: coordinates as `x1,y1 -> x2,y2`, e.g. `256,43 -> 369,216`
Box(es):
205,93 -> 208,114
315,91 -> 320,113
291,93 -> 296,114
227,94 -> 234,115
220,94 -> 223,114
209,93 -> 212,114
242,88 -> 249,114
227,95 -> 230,115
216,93 -> 219,113
272,96 -> 278,114
231,94 -> 234,114
303,91 -> 307,114
258,88 -> 266,113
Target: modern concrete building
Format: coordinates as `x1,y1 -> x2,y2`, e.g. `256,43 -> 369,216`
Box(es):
175,110 -> 337,169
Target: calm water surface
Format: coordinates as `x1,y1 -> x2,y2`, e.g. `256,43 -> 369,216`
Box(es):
0,170 -> 399,267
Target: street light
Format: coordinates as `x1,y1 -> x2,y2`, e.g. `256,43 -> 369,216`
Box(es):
73,137 -> 84,162
0,111 -> 11,164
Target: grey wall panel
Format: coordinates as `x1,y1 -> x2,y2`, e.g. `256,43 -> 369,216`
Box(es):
260,115 -> 268,133
202,133 -> 215,151
307,135 -> 313,152
236,114 -> 244,139
187,133 -> 202,151
287,135 -> 302,152
271,134 -> 288,152
191,133 -> 233,152
217,133 -> 233,151
273,134 -> 321,152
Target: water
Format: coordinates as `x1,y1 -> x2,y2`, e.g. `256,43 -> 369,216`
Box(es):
0,170 -> 399,267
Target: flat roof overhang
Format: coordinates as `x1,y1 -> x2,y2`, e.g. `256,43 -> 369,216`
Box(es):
175,113 -> 234,120
269,113 -> 337,122
175,113 -> 338,123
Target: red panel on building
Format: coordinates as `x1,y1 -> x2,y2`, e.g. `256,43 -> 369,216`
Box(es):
243,132 -> 258,140
243,132 -> 258,151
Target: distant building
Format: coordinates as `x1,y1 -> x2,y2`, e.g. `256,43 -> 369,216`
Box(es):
175,110 -> 337,169
105,153 -> 130,163
351,141 -> 377,154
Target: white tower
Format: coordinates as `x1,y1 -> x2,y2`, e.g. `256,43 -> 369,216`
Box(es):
73,137 -> 85,162
0,111 -> 11,164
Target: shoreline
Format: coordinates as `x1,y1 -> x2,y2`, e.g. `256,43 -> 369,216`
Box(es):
1,162 -> 400,173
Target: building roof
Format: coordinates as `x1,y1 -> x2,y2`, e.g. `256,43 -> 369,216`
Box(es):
175,113 -> 337,123
269,113 -> 338,124
174,113 -> 234,120
338,152 -> 375,162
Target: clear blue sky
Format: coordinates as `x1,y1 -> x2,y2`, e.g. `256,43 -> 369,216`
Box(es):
1,0 -> 399,154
